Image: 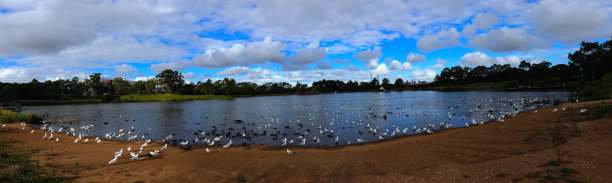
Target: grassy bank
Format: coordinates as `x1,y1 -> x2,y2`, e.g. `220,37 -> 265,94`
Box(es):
16,99 -> 102,106
119,94 -> 233,102
0,139 -> 69,183
0,110 -> 42,124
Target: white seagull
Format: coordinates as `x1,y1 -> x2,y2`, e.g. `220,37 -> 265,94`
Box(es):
222,140 -> 232,148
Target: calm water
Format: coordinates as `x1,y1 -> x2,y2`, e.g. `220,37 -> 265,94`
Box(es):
27,91 -> 570,147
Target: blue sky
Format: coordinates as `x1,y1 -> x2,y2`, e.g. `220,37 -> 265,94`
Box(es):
0,0 -> 611,84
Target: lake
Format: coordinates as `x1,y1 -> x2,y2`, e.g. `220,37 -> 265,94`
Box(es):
27,90 -> 570,147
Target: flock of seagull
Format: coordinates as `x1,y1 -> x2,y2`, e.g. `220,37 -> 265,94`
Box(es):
6,96 -> 589,166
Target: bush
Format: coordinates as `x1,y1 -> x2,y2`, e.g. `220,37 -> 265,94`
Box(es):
0,110 -> 42,124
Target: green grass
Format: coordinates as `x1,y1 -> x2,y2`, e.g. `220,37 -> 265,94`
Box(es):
120,94 -> 233,102
0,140 -> 69,183
0,110 -> 28,123
0,110 -> 41,124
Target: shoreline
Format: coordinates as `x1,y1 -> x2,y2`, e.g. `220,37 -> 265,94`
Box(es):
1,99 -> 610,182
13,87 -> 577,106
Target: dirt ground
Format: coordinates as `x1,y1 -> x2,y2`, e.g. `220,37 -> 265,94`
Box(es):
1,100 -> 610,183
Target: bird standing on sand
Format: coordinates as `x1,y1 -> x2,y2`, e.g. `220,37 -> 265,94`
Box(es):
43,133 -> 47,139
206,148 -> 214,153
160,144 -> 168,151
107,156 -> 118,165
30,129 -> 35,133
286,149 -> 294,155
223,140 -> 232,148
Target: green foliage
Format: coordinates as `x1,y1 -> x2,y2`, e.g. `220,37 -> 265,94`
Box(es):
568,40 -> 612,83
0,110 -> 40,124
156,69 -> 184,94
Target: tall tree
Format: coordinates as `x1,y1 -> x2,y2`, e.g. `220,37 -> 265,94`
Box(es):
155,69 -> 184,94
87,73 -> 104,96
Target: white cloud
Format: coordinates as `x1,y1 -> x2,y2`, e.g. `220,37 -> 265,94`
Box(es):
527,0 -> 612,43
134,76 -> 154,81
370,63 -> 390,76
468,27 -> 548,52
428,58 -> 446,69
217,66 -> 252,76
326,44 -> 355,54
353,46 -> 382,69
472,12 -> 499,30
402,62 -> 413,71
406,52 -> 426,63
410,69 -> 437,81
192,37 -> 287,68
283,41 -> 327,70
388,60 -> 403,71
150,60 -> 190,73
460,52 -> 522,67
417,28 -> 461,52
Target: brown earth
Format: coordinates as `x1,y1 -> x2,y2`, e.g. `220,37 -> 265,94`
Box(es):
1,100 -> 611,183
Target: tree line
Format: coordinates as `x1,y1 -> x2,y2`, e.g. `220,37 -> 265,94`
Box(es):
0,38 -> 610,102
0,68 -> 428,102
434,39 -> 612,88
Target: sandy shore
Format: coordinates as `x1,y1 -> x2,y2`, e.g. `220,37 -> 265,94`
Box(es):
1,100 -> 611,182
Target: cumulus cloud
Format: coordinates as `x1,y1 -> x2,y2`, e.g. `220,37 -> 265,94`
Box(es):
527,0 -> 612,43
388,60 -> 403,71
417,28 -> 461,52
468,27 -> 548,52
428,59 -> 447,69
192,37 -> 287,68
353,46 -> 382,69
473,12 -> 499,30
370,63 -> 390,76
410,69 -> 437,81
406,52 -> 426,63
460,52 -> 522,67
402,62 -> 413,71
282,41 -> 327,71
